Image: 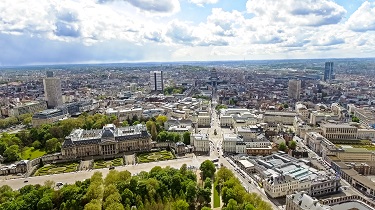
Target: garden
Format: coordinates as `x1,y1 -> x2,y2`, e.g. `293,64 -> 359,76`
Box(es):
34,162 -> 78,176
137,150 -> 175,163
93,158 -> 123,169
20,147 -> 46,160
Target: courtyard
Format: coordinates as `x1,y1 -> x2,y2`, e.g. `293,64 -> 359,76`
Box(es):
34,162 -> 79,176
137,150 -> 175,163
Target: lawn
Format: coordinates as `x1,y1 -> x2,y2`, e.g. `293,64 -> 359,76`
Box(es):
34,162 -> 78,176
93,158 -> 123,169
213,181 -> 221,208
137,150 -> 174,163
21,147 -> 46,160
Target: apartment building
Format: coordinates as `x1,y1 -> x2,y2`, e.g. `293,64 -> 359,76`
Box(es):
105,108 -> 143,122
354,107 -> 375,128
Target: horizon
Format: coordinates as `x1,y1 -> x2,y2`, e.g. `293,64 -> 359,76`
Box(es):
2,56 -> 375,68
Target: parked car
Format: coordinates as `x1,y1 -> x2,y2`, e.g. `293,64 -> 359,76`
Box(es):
109,166 -> 115,170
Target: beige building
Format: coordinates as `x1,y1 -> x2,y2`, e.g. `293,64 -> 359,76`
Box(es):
354,107 -> 375,128
191,133 -> 210,153
43,77 -> 63,108
9,101 -> 47,117
105,108 -> 143,122
295,103 -> 309,121
286,191 -> 330,210
321,123 -> 358,140
62,124 -> 151,159
264,111 -> 298,125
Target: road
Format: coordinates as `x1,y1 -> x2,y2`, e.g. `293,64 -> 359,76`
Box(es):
0,156 -> 208,190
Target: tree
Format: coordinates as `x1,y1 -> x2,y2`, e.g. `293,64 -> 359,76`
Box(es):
3,145 -> 20,162
150,123 -> 158,141
32,140 -> 42,149
283,104 -> 289,109
122,121 -> 129,127
45,138 -> 60,153
225,199 -> 238,210
132,121 -> 140,126
182,132 -> 190,145
288,141 -> 297,150
352,116 -> 360,123
204,177 -> 212,190
173,200 -> 189,210
37,196 -> 53,210
156,115 -> 167,126
84,199 -> 102,210
146,121 -> 154,132
0,141 -> 7,155
185,181 -> 196,204
200,160 -> 216,180
278,142 -> 287,151
201,207 -> 212,210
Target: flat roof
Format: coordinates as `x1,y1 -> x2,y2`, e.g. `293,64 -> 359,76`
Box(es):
239,159 -> 254,168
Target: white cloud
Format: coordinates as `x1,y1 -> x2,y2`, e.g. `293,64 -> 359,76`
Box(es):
246,0 -> 346,26
189,0 -> 219,7
347,1 -> 375,32
99,0 -> 180,14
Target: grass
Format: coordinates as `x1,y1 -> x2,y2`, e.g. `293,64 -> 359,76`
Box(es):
21,147 -> 46,160
34,162 -> 78,176
93,158 -> 123,169
213,181 -> 221,208
137,150 -> 174,163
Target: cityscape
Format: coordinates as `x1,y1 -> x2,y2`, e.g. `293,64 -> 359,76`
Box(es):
2,0 -> 375,210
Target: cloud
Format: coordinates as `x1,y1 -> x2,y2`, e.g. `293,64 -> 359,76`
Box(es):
189,0 -> 218,7
100,0 -> 180,14
246,0 -> 346,26
347,1 -> 375,32
312,36 -> 345,46
206,8 -> 244,37
166,21 -> 198,45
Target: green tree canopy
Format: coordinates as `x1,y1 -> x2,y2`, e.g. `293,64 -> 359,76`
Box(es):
200,160 -> 216,180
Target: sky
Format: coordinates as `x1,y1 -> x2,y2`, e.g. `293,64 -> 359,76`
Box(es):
1,0 -> 375,66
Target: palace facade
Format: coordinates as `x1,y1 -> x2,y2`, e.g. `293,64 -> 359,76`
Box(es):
62,124 -> 151,159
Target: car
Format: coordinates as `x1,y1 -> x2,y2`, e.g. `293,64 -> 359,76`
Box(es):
23,180 -> 28,183
56,182 -> 64,187
109,166 -> 115,170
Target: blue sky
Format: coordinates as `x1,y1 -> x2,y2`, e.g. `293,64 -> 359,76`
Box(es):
0,0 -> 375,65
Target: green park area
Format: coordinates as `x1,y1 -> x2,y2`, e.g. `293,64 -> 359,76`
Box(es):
137,150 -> 174,163
20,147 -> 46,160
93,158 -> 123,169
336,140 -> 375,150
34,162 -> 78,176
213,181 -> 221,208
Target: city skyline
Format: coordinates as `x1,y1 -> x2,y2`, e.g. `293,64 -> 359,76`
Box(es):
1,0 -> 375,66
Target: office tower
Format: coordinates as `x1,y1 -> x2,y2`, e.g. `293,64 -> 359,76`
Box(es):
324,62 -> 334,81
43,72 -> 63,108
46,71 -> 54,78
288,79 -> 301,100
210,68 -> 218,87
150,71 -> 164,92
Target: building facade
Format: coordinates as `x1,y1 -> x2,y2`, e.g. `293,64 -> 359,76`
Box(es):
288,79 -> 301,100
43,77 -> 63,108
61,124 -> 151,159
32,109 -> 68,127
150,71 -> 164,92
324,62 -> 334,81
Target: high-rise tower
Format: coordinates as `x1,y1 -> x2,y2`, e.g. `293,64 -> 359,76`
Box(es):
324,62 -> 334,81
43,71 -> 63,108
150,71 -> 164,92
210,68 -> 218,87
288,79 -> 301,100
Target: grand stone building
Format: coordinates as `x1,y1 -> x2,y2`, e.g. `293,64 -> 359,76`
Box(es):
62,124 -> 151,159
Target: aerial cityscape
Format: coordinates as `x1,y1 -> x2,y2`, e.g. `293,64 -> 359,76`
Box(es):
1,0 -> 375,210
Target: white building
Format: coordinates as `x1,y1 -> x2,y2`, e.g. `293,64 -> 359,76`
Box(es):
222,134 -> 245,153
150,71 -> 164,92
191,134 -> 210,153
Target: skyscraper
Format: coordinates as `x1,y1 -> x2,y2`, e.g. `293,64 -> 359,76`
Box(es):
150,71 -> 164,92
43,72 -> 63,108
210,68 -> 218,87
288,79 -> 301,100
324,62 -> 334,81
